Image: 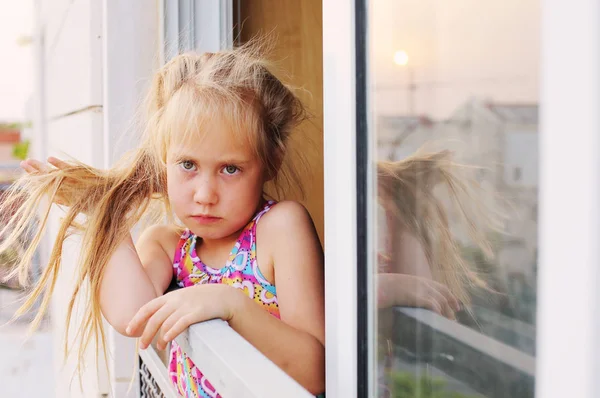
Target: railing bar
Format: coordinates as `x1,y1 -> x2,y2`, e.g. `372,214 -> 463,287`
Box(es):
139,346 -> 180,398
175,319 -> 313,398
396,307 -> 535,376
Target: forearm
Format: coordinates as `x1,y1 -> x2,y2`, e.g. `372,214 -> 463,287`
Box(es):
99,234 -> 157,335
391,223 -> 433,278
228,293 -> 325,395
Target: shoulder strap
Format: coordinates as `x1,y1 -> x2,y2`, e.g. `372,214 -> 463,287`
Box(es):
172,228 -> 194,266
253,200 -> 277,225
239,200 -> 276,252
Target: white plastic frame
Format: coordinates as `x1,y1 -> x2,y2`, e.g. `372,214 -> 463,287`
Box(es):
536,1 -> 600,397
323,0 -> 360,397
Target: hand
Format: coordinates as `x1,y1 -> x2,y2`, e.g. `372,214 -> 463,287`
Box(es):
20,157 -> 72,206
20,156 -> 69,174
377,273 -> 461,320
126,284 -> 243,350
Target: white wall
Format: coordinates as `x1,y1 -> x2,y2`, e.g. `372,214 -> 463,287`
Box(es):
35,0 -> 162,396
37,0 -> 106,396
102,1 -> 160,396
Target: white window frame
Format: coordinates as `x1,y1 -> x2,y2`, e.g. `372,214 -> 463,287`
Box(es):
536,1 -> 600,397
323,1 -> 361,397
325,0 -> 600,397
160,0 -> 233,63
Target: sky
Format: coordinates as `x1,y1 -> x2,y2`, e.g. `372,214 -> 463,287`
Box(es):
370,0 -> 540,118
0,0 -> 33,122
0,0 -> 539,122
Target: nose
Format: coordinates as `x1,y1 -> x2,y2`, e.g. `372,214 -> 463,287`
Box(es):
193,174 -> 218,205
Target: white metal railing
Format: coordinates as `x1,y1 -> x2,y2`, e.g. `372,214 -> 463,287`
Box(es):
391,307 -> 535,397
139,345 -> 179,398
397,307 -> 535,376
139,319 -> 312,398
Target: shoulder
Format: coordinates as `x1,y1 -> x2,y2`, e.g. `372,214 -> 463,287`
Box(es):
137,224 -> 183,258
258,201 -> 315,236
135,224 -> 183,295
257,201 -> 322,264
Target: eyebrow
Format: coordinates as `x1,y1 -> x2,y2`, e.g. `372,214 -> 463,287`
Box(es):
170,152 -> 252,166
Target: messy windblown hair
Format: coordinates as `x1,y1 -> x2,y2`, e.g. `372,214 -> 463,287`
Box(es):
377,149 -> 504,306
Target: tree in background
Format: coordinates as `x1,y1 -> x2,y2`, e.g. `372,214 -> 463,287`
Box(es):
12,139 -> 30,161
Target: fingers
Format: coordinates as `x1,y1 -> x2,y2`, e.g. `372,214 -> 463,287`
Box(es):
420,281 -> 458,320
126,296 -> 165,337
422,297 -> 444,316
428,280 -> 461,312
162,314 -> 195,347
155,312 -> 193,351
138,305 -> 176,350
155,311 -> 180,350
20,161 -> 36,173
20,159 -> 49,174
47,157 -> 69,169
422,286 -> 455,320
20,157 -> 69,175
446,291 -> 461,313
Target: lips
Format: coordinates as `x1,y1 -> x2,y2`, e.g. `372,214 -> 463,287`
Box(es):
190,214 -> 221,224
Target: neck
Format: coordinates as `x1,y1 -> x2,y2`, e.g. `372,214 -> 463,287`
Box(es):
197,228 -> 238,252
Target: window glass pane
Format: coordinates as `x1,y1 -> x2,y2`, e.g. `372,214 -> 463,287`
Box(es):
368,1 -> 539,397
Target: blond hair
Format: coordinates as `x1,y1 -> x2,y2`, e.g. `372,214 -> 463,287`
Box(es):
0,41 -> 307,378
378,149 -> 503,305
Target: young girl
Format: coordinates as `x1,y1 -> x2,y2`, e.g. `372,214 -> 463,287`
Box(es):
2,44 -> 325,397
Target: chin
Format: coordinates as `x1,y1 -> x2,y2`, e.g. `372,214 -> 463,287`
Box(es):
188,225 -> 234,240
186,216 -> 249,240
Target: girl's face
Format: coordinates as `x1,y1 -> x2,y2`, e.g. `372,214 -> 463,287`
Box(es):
166,116 -> 266,242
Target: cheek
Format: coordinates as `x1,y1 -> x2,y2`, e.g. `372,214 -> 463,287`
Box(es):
231,175 -> 265,209
166,171 -> 177,197
166,171 -> 188,209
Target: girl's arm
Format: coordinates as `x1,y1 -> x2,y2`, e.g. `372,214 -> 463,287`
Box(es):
226,201 -> 325,395
381,202 -> 433,278
99,225 -> 176,335
378,204 -> 459,318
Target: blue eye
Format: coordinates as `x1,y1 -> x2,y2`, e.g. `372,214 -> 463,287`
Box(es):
222,165 -> 239,175
179,160 -> 196,171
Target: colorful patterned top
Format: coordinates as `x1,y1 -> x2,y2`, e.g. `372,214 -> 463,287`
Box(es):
168,200 -> 280,397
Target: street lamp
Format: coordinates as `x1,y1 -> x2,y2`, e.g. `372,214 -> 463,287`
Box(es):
393,50 -> 415,115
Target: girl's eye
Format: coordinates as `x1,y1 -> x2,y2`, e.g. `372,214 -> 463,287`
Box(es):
180,160 -> 196,171
222,165 -> 239,175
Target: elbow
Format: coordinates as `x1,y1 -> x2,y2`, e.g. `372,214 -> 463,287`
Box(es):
106,318 -> 131,337
303,356 -> 326,396
285,340 -> 325,396
306,378 -> 325,396
110,320 -> 144,338
100,293 -> 154,338
102,312 -> 141,338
